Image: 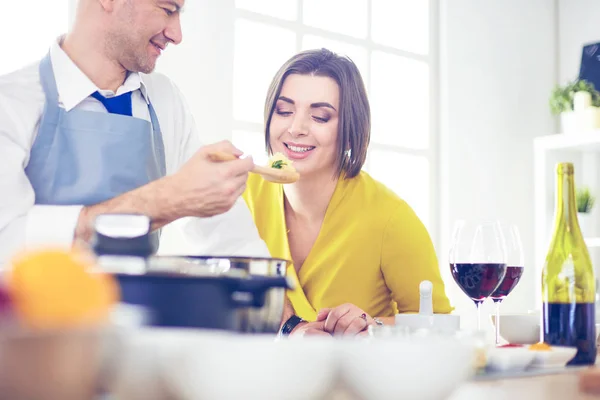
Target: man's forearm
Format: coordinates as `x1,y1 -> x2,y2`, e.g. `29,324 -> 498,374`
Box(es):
74,175 -> 182,243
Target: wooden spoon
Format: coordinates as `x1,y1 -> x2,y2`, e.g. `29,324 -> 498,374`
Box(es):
208,151 -> 299,184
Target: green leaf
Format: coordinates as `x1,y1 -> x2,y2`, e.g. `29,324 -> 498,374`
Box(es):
576,186 -> 596,213
548,79 -> 600,115
271,160 -> 286,169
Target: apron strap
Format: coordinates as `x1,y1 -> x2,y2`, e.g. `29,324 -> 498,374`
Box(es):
39,52 -> 61,109
148,102 -> 166,177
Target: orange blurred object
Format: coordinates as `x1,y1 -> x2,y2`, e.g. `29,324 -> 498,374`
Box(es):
529,342 -> 552,351
4,248 -> 119,329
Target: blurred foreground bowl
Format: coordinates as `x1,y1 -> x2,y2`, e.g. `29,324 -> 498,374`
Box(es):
0,326 -> 117,400
160,330 -> 338,400
341,334 -> 476,400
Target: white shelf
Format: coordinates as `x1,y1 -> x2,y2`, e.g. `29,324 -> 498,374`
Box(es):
586,237 -> 600,248
534,131 -> 600,152
534,133 -> 600,309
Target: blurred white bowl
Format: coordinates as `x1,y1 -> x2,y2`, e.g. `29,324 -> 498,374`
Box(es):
529,345 -> 578,368
162,331 -> 337,400
341,335 -> 475,400
491,313 -> 540,344
486,347 -> 535,372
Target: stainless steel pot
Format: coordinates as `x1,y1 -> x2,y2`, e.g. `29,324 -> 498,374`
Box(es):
152,256 -> 290,333
98,256 -> 292,332
90,214 -> 291,333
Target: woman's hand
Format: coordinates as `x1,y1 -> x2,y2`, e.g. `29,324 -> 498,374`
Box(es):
290,320 -> 332,337
316,303 -> 374,336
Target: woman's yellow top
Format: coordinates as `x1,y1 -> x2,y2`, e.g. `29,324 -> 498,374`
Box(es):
243,171 -> 452,321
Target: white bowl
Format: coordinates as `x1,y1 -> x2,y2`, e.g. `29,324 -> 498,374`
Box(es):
485,347 -> 535,372
161,331 -> 337,400
491,313 -> 540,344
529,345 -> 578,368
341,335 -> 476,400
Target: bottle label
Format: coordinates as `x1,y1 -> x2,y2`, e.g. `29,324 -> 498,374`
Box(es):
543,258 -> 595,303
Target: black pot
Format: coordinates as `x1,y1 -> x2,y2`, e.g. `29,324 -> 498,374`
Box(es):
101,257 -> 292,331
90,214 -> 293,332
150,256 -> 290,333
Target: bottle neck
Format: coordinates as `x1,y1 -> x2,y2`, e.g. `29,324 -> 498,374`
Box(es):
554,172 -> 579,233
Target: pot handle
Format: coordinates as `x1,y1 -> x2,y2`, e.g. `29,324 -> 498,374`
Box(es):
231,276 -> 293,308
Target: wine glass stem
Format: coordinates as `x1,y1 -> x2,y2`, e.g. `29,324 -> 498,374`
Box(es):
476,301 -> 482,331
495,300 -> 501,346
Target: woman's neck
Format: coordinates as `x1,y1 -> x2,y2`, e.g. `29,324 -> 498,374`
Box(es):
283,170 -> 339,222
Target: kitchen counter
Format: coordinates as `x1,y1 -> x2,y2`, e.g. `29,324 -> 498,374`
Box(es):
452,371 -> 597,400
326,370 -> 598,400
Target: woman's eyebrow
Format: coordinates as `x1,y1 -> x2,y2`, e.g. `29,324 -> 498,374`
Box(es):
278,96 -> 337,111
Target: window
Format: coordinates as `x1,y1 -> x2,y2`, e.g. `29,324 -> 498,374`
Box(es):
0,0 -> 70,75
231,0 -> 437,239
232,19 -> 297,125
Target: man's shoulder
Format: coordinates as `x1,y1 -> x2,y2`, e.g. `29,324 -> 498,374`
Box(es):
0,62 -> 44,103
0,62 -> 45,132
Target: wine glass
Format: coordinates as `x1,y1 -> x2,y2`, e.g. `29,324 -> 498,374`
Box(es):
490,224 -> 525,345
449,220 -> 507,331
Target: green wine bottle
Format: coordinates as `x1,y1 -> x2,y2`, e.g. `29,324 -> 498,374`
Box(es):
542,162 -> 596,365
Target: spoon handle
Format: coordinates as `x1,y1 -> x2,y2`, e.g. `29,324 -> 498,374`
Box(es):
207,151 -> 262,174
207,151 -> 299,184
207,151 -> 239,162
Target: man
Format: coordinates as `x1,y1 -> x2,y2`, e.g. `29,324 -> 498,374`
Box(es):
0,0 -> 269,264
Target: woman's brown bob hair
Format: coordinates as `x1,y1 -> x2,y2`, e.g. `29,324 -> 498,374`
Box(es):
263,48 -> 371,179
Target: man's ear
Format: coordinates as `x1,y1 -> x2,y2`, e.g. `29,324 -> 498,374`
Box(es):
97,0 -> 116,12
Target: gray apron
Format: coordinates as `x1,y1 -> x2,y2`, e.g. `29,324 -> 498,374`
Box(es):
24,52 -> 166,251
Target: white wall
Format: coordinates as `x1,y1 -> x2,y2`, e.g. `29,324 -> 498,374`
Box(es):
558,0 -> 600,84
155,0 -> 235,146
439,0 -> 557,330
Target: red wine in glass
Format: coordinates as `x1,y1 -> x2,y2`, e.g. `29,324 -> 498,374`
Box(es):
492,224 -> 525,345
490,266 -> 524,302
449,220 -> 507,331
450,263 -> 507,302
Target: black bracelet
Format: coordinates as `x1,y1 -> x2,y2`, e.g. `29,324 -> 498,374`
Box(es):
279,315 -> 305,336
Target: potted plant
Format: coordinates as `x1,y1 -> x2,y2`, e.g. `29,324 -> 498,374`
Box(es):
576,186 -> 595,237
549,79 -> 600,133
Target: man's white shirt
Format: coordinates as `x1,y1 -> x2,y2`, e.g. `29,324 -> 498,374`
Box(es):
0,38 -> 270,265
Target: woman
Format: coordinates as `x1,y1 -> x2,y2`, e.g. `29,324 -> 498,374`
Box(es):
243,48 -> 452,336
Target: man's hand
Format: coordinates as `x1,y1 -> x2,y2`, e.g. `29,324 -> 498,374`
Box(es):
73,141 -> 253,244
168,141 -> 254,218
